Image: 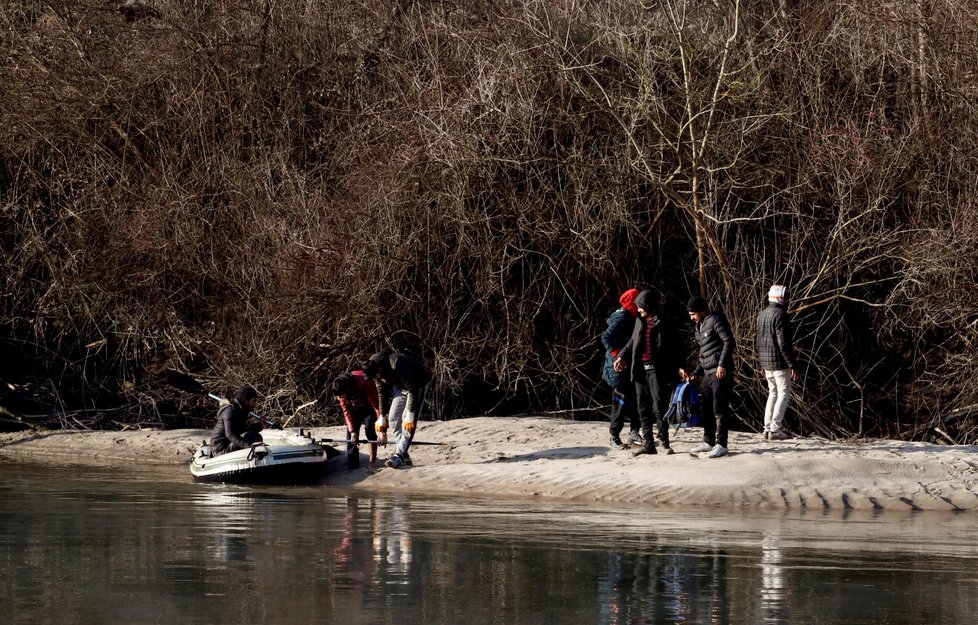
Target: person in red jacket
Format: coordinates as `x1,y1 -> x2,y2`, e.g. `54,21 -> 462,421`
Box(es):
331,371 -> 381,466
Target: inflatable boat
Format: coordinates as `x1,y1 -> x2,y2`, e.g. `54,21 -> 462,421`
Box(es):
190,429 -> 341,484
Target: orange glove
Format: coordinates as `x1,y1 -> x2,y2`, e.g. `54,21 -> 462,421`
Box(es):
404,420 -> 416,434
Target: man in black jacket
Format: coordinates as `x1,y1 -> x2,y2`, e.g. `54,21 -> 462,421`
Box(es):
210,386 -> 263,456
363,351 -> 428,469
614,290 -> 679,456
681,296 -> 736,458
756,284 -> 800,440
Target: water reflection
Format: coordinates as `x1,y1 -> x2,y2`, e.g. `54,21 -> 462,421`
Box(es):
759,531 -> 787,624
2,461 -> 978,625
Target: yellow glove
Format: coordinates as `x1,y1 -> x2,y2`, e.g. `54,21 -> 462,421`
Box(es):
404,421 -> 415,433
375,416 -> 387,433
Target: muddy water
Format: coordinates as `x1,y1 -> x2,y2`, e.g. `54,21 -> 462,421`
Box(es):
1,459 -> 976,625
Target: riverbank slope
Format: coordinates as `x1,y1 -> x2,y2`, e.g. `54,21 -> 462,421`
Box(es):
2,416 -> 976,511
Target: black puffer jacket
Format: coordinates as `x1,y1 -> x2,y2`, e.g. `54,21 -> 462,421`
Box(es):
755,303 -> 796,370
692,311 -> 736,377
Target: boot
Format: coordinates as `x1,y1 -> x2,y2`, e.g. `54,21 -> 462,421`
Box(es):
632,442 -> 657,456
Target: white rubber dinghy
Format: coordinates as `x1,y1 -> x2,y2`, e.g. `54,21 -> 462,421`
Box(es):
190,429 -> 339,484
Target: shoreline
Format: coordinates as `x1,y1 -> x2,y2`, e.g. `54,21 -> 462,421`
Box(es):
2,416 -> 977,511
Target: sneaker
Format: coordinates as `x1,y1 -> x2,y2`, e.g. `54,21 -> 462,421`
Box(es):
627,430 -> 643,445
708,445 -> 728,458
661,445 -> 675,455
401,454 -> 413,466
384,456 -> 404,469
610,437 -> 627,450
690,442 -> 713,453
768,430 -> 790,441
632,444 -> 657,457
763,431 -> 771,440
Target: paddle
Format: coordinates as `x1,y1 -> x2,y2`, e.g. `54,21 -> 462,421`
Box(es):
165,370 -> 283,430
316,437 -> 446,447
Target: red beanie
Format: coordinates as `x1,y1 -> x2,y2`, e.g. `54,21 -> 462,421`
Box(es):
619,289 -> 640,316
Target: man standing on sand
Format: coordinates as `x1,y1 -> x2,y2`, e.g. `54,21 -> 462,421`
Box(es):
681,296 -> 736,459
362,351 -> 427,469
601,288 -> 643,449
614,289 -> 679,456
756,284 -> 801,440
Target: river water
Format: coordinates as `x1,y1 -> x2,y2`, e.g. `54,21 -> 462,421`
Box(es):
1,458 -> 976,625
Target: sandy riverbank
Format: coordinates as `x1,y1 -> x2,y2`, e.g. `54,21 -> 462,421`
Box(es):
2,416 -> 977,511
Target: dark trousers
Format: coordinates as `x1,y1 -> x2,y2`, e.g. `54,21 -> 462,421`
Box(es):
347,406 -> 378,447
700,372 -> 733,448
634,366 -> 670,447
609,382 -> 640,438
347,406 -> 378,469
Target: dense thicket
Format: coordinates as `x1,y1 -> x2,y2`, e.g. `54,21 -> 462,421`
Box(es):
2,0 -> 977,440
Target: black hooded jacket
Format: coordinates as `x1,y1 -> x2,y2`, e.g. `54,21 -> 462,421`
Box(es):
616,290 -> 679,382
210,400 -> 260,455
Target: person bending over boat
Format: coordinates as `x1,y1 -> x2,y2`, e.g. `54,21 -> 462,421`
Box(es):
362,351 -> 427,469
210,386 -> 264,456
332,370 -> 381,467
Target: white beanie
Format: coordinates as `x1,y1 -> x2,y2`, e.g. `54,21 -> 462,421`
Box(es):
768,284 -> 787,302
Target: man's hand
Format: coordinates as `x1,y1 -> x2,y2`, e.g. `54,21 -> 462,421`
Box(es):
716,366 -> 727,380
791,367 -> 801,382
613,358 -> 626,372
378,432 -> 388,446
679,368 -> 694,382
404,421 -> 416,434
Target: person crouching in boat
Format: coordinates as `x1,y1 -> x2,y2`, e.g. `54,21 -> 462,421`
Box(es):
210,386 -> 264,455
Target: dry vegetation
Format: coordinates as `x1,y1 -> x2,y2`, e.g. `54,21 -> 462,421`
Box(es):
2,0 -> 977,441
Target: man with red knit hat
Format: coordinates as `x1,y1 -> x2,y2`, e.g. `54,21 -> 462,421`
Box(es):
601,288 -> 643,449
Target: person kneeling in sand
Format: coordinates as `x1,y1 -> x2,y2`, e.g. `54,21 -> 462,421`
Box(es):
363,351 -> 428,469
210,386 -> 263,456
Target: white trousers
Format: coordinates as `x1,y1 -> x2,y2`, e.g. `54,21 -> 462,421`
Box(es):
763,369 -> 792,433
387,388 -> 414,459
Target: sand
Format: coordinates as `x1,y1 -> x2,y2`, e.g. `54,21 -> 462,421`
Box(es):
2,416 -> 977,511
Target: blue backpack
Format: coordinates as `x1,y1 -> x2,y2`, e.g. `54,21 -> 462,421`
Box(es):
665,382 -> 700,431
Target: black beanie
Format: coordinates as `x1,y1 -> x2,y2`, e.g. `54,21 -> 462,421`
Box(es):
686,296 -> 708,312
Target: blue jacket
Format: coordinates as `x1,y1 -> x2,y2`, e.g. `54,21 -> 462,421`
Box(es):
601,307 -> 633,387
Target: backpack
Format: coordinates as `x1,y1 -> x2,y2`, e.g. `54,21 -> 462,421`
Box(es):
664,382 -> 700,431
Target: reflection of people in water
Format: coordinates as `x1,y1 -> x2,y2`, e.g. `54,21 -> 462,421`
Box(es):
598,549 -> 697,623
376,505 -> 413,569
210,386 -> 263,455
760,531 -> 788,623
332,497 -> 379,594
331,496 -> 414,609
